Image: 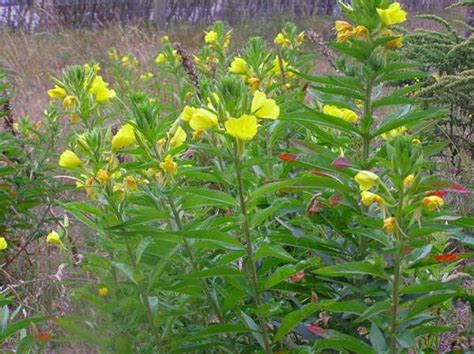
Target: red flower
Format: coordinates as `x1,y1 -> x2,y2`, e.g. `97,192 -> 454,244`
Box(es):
290,271 -> 305,282
328,194 -> 341,208
305,324 -> 326,337
37,332 -> 50,343
332,157 -> 351,169
434,253 -> 461,263
278,153 -> 299,162
429,190 -> 446,198
447,184 -> 470,194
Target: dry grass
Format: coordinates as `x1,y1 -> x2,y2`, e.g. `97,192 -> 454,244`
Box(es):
0,17 -> 335,119
0,7 -> 467,120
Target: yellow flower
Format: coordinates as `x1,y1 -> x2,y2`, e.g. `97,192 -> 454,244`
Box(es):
271,57 -> 289,76
89,76 -> 116,103
225,114 -> 258,142
189,108 -> 218,131
155,53 -> 166,65
179,106 -> 197,122
337,30 -> 354,42
403,174 -> 414,186
296,31 -> 305,43
108,48 -> 119,61
355,170 -> 379,191
204,30 -> 218,43
377,2 -> 408,26
140,72 -> 154,81
361,191 -> 384,206
0,237 -> 7,250
353,25 -> 369,39
247,77 -> 260,91
423,195 -> 444,210
160,34 -> 170,43
46,231 -> 64,248
59,150 -> 82,168
323,105 -> 358,123
274,33 -> 290,46
224,31 -> 231,49
412,138 -> 421,145
98,287 -> 108,297
160,155 -> 177,174
156,138 -> 167,148
84,177 -> 96,199
192,129 -> 204,140
229,57 -> 248,75
62,95 -> 77,110
48,85 -> 67,99
381,126 -> 406,140
170,126 -> 187,148
382,30 -> 403,49
251,90 -> 280,120
335,20 -> 353,33
96,169 -> 109,184
70,114 -> 79,123
335,20 -> 354,42
125,176 -> 138,190
112,124 -> 136,150
84,63 -> 100,73
383,217 -> 396,233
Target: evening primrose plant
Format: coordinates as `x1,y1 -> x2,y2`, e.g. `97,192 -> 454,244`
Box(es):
42,4 -> 472,353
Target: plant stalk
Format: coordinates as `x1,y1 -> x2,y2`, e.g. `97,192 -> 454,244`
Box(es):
167,195 -> 224,323
234,158 -> 273,354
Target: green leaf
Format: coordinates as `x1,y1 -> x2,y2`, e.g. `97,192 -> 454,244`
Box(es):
178,187 -> 235,209
255,244 -> 295,262
313,333 -> 376,354
176,266 -> 245,279
274,304 -> 319,341
373,108 -> 446,137
404,293 -> 456,320
249,179 -> 300,201
264,264 -> 296,290
283,108 -> 360,135
346,228 -> 390,248
401,280 -> 459,295
370,323 -> 388,353
313,262 -> 388,279
372,96 -> 416,108
185,324 -> 249,340
0,316 -> 46,342
396,330 -> 416,348
412,325 -> 452,337
135,238 -> 152,264
355,300 -> 391,324
111,262 -> 137,285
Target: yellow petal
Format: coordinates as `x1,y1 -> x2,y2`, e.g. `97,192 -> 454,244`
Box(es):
229,57 -> 248,75
189,108 -> 218,131
0,237 -> 7,250
377,2 -> 407,26
59,150 -> 82,168
112,124 -> 136,149
170,126 -> 187,148
225,114 -> 258,141
48,85 -> 67,99
251,90 -> 280,120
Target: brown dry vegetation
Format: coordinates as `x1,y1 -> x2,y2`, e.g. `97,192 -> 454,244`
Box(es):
0,7 -> 468,120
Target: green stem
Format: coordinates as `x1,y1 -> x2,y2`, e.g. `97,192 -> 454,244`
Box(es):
390,252 -> 401,354
234,158 -> 273,354
167,195 -> 224,323
390,186 -> 405,353
108,196 -> 163,351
